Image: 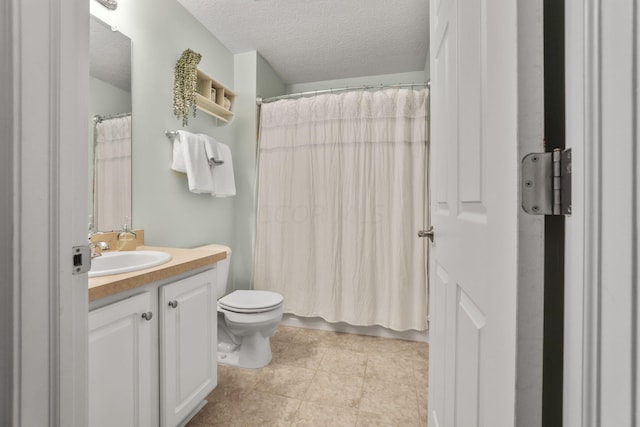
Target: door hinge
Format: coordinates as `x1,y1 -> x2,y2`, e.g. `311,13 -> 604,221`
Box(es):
72,245 -> 91,275
521,148 -> 572,216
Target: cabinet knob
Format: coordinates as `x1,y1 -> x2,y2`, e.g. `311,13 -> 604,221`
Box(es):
141,312 -> 153,321
168,300 -> 179,309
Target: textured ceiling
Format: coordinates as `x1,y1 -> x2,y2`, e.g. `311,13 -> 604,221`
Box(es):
176,0 -> 429,84
90,17 -> 132,93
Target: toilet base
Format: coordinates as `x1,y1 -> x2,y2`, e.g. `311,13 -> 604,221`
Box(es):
217,349 -> 240,367
216,304 -> 282,369
217,333 -> 273,369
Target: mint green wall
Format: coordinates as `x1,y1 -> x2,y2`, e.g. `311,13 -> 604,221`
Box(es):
90,77 -> 131,118
90,1 -> 421,293
425,55 -> 430,81
286,71 -> 427,94
91,2 -> 287,292
90,1 -> 236,255
257,54 -> 286,99
231,51 -> 258,292
231,52 -> 285,291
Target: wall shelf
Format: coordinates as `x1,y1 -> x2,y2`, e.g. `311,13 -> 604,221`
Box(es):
195,69 -> 235,123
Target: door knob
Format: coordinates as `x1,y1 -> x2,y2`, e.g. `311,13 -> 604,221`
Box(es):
168,300 -> 179,309
141,312 -> 153,321
417,226 -> 434,242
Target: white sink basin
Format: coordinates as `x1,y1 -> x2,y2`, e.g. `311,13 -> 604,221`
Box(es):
89,250 -> 171,278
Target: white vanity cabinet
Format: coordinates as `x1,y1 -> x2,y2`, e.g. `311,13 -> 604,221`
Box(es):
160,271 -> 218,427
88,292 -> 154,427
89,267 -> 218,427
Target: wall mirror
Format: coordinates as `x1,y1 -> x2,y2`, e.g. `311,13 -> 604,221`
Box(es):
89,15 -> 132,232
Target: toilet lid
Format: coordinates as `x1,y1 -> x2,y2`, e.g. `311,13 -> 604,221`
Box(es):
218,290 -> 283,313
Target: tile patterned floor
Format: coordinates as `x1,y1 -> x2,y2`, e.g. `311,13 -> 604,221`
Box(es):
187,325 -> 429,427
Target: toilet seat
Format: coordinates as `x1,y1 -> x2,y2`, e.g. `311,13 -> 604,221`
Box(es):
218,290 -> 283,313
218,304 -> 283,325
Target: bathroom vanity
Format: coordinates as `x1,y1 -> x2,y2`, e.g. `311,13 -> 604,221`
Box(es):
88,246 -> 226,427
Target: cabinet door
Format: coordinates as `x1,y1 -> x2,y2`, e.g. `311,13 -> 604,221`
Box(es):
160,270 -> 217,427
89,292 -> 153,427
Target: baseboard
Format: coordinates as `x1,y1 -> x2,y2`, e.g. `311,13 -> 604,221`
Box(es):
279,314 -> 429,343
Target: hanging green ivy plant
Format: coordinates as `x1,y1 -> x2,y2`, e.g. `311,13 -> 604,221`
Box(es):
173,48 -> 202,126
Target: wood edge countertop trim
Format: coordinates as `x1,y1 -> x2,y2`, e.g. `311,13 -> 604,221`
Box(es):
88,246 -> 227,301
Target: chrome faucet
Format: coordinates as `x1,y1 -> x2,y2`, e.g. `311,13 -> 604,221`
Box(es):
90,241 -> 110,258
88,230 -> 110,258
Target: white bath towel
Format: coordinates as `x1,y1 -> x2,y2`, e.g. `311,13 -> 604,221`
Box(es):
210,142 -> 236,197
201,135 -> 224,165
171,130 -> 214,194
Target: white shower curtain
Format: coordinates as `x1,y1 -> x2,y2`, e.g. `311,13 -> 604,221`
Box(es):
254,88 -> 429,331
94,115 -> 132,231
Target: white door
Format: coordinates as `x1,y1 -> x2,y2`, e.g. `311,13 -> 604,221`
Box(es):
7,0 -> 90,425
564,0 -> 640,425
428,0 -> 519,425
160,270 -> 217,427
88,293 -> 154,427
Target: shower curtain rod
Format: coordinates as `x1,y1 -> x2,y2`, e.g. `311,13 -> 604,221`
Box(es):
93,112 -> 131,124
257,81 -> 430,105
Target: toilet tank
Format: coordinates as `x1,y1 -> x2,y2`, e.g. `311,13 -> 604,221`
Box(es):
194,244 -> 232,299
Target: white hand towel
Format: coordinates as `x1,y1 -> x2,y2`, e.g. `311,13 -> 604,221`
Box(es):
171,131 -> 213,194
200,134 -> 224,165
210,142 -> 236,197
171,138 -> 186,173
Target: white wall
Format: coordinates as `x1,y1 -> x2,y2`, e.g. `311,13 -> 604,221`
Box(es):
286,71 -> 426,94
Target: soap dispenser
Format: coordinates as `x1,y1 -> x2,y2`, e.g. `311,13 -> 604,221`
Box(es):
116,217 -> 137,251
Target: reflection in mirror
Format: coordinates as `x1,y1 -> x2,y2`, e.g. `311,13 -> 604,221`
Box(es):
89,15 -> 132,232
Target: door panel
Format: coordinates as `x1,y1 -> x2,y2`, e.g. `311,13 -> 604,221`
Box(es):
458,0 -> 485,217
429,0 -> 519,425
432,21 -> 452,217
455,288 -> 485,427
429,263 -> 449,426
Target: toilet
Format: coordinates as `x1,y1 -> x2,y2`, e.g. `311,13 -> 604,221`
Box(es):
197,244 -> 283,369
